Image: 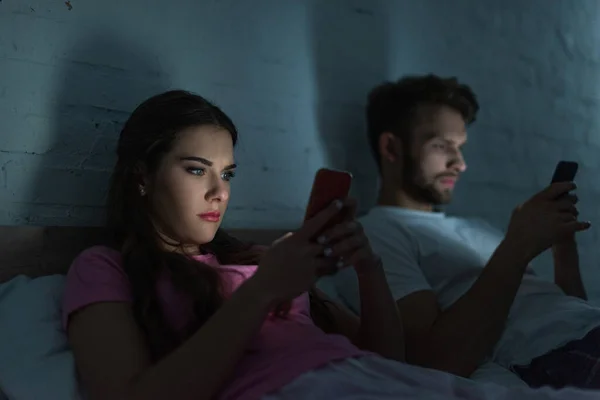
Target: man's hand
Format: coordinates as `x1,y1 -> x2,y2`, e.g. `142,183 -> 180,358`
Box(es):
506,182 -> 590,262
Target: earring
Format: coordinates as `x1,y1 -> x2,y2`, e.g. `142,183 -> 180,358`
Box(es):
139,185 -> 146,196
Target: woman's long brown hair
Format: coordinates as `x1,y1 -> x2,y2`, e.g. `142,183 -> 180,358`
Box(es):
106,90 -> 334,361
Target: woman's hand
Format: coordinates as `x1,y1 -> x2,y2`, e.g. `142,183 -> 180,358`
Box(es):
250,199 -> 346,305
314,198 -> 380,276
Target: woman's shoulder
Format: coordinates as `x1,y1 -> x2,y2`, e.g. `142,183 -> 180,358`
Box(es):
63,246 -> 133,329
75,245 -> 122,261
67,245 -> 127,284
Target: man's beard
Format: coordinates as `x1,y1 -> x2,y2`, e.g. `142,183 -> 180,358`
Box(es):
401,155 -> 453,206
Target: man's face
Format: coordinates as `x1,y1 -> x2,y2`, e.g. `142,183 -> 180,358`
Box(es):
402,105 -> 467,205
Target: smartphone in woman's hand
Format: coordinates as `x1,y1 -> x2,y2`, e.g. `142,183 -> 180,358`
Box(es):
304,168 -> 353,232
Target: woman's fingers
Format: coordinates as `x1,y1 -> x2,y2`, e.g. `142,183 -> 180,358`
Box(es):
272,232 -> 294,246
318,220 -> 362,245
323,232 -> 366,258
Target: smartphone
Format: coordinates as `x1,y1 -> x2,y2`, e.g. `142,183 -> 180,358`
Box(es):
551,161 -> 578,183
304,168 -> 353,227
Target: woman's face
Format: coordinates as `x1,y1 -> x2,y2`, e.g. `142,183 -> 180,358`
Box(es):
144,125 -> 236,252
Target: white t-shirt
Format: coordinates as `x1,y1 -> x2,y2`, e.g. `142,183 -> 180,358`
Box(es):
320,206 -> 600,368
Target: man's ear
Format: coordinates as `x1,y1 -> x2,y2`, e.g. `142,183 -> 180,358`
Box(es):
378,132 -> 402,165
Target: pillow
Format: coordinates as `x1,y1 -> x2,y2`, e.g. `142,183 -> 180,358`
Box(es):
0,275 -> 81,399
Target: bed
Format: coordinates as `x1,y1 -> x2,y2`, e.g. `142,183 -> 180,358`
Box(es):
0,226 -> 525,399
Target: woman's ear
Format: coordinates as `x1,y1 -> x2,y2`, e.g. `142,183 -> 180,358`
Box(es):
378,132 -> 402,165
134,162 -> 150,196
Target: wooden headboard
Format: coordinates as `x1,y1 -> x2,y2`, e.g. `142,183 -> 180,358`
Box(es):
0,227 -> 288,283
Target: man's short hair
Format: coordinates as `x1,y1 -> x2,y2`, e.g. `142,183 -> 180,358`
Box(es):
366,74 -> 479,169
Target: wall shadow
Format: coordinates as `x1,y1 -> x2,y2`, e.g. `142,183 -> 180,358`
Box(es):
307,0 -> 390,214
26,31 -> 170,226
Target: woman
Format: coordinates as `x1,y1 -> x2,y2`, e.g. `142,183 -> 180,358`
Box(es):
64,90 -> 596,400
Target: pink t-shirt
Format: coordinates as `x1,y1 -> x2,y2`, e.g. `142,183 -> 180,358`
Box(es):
63,246 -> 368,400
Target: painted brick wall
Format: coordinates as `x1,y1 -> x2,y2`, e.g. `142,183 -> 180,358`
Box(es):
1,0 -> 600,296
382,0 -> 600,294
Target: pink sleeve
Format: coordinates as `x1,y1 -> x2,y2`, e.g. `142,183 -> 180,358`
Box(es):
62,245 -> 133,329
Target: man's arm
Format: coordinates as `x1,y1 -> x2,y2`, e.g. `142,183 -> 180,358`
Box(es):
393,182 -> 587,377
328,222 -> 525,378
552,239 -> 587,300
399,240 -> 586,378
397,238 -> 530,377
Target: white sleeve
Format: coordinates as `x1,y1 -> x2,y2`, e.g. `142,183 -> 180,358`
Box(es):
367,224 -> 433,301
323,220 -> 432,315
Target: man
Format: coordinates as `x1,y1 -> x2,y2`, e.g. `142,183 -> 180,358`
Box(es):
321,74 -> 600,389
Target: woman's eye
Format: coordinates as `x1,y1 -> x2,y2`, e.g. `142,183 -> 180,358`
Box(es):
222,171 -> 236,181
186,167 -> 205,176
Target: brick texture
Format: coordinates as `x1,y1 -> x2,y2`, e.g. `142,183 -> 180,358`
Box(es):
1,0 -> 600,297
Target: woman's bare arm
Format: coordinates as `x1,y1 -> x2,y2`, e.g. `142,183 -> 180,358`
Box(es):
312,286 -> 361,344
68,278 -> 272,400
313,264 -> 405,362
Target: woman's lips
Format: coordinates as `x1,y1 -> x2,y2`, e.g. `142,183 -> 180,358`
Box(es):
198,211 -> 221,222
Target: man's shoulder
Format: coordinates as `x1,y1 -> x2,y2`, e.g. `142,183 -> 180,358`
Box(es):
359,206 -> 444,235
358,208 -> 503,247
358,208 -> 417,250
359,208 -> 411,233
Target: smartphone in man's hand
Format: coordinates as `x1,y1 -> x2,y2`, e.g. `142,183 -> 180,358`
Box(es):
551,161 -> 578,184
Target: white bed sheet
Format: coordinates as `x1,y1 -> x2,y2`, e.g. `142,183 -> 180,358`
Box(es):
471,361 -> 528,387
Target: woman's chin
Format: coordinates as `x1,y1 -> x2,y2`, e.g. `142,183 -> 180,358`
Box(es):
195,227 -> 220,245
